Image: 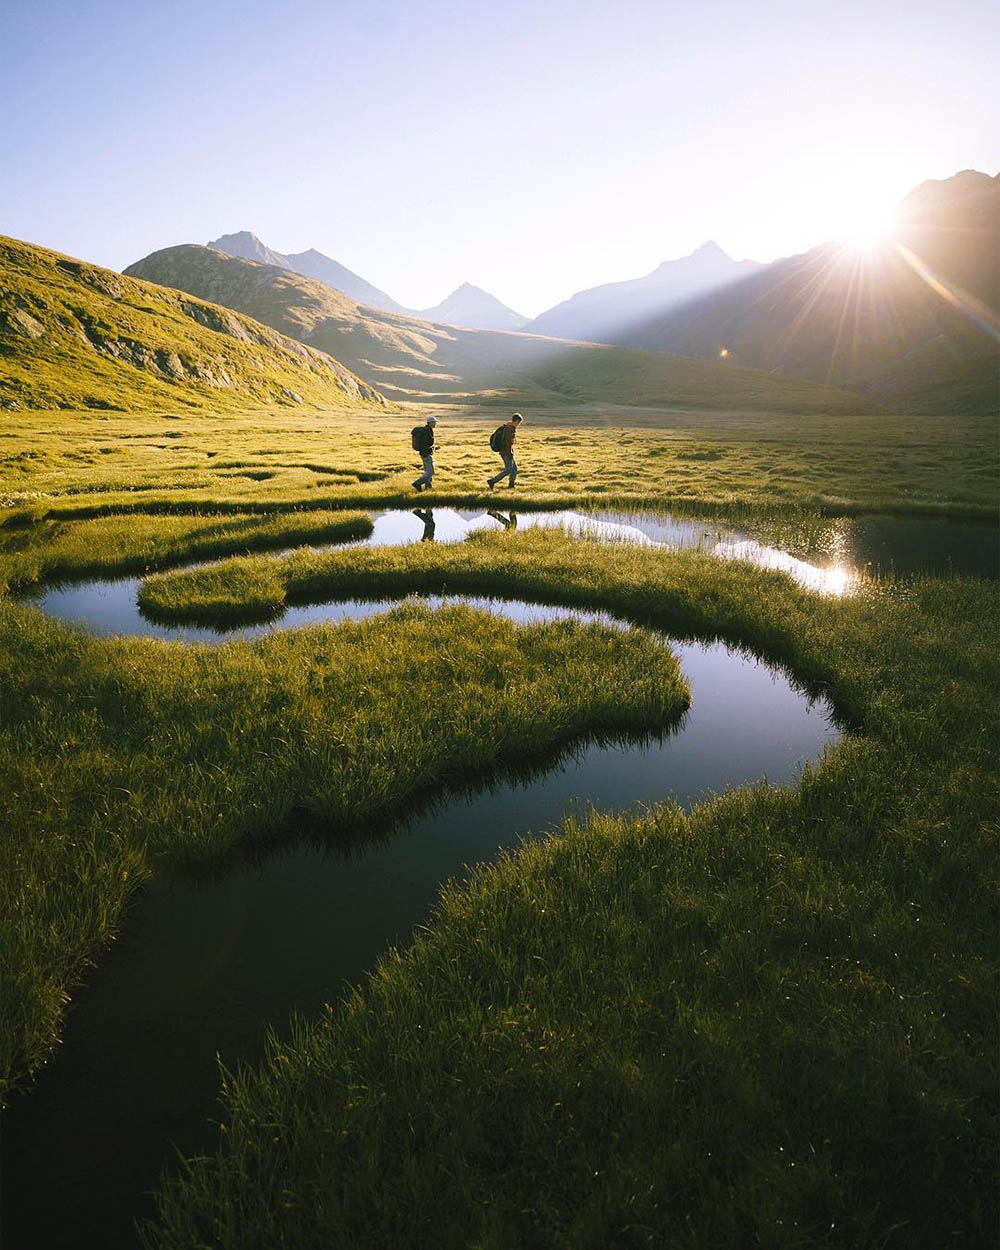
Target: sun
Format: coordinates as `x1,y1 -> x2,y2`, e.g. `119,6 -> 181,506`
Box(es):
838,203 -> 899,252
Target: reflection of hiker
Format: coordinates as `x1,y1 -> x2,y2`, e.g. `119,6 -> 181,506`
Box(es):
487,412 -> 523,489
487,510 -> 518,530
413,508 -> 436,541
411,415 -> 438,492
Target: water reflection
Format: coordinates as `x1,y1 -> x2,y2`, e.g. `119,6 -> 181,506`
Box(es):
358,507 -> 856,595
24,507 -> 998,645
354,506 -> 996,588
412,507 -> 436,541
713,539 -> 856,596
487,509 -> 518,530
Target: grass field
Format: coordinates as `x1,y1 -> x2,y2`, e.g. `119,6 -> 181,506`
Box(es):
1,401 -> 997,1248
1,405 -> 995,546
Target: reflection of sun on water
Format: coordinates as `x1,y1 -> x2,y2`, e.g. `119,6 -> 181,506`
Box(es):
821,564 -> 854,597
712,540 -> 857,597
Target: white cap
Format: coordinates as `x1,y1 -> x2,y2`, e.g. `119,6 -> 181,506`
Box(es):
426,416 -> 438,424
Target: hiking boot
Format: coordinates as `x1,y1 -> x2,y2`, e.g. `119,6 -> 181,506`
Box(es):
486,478 -> 494,490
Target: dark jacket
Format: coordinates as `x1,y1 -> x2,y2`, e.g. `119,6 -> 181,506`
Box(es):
500,421 -> 517,454
417,425 -> 435,455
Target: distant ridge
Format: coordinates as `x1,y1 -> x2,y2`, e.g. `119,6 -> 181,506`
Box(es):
418,283 -> 528,331
523,242 -> 765,343
207,231 -> 406,313
619,171 -> 1000,414
125,242 -> 880,415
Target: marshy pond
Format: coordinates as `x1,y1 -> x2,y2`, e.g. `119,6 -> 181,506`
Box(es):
27,506 -> 1000,642
5,506 -> 995,1248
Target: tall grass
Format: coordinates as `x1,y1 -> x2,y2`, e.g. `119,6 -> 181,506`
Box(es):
0,509 -> 373,592
0,595 -> 688,1099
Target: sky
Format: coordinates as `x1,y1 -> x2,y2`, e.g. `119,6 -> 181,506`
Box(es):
3,0 -> 998,317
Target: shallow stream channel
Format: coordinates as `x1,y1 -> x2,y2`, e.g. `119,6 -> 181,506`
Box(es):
4,507 -> 996,1248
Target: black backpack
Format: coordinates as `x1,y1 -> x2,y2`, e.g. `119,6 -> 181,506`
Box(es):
411,425 -> 431,453
489,424 -> 506,453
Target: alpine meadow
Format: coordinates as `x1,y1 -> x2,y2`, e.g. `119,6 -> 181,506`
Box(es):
1,5 -> 998,1248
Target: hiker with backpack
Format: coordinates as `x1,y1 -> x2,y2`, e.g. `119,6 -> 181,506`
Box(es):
411,415 -> 438,492
487,411 -> 523,490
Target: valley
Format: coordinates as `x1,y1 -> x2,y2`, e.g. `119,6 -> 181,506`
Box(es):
1,140 -> 997,1250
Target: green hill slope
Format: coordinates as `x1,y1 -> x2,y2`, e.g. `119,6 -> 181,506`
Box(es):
0,236 -> 386,412
125,245 -> 880,415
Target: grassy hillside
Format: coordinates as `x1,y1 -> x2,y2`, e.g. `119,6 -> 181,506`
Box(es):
124,246 -> 880,415
622,172 -> 1000,414
0,235 -> 387,412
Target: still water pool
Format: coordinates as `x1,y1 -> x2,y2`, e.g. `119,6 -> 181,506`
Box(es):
26,507 -> 998,644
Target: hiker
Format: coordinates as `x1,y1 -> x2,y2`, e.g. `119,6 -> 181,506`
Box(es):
411,415 -> 438,492
487,411 -> 523,489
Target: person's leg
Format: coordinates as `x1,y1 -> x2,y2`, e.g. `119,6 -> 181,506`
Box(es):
489,451 -> 515,487
413,453 -> 434,490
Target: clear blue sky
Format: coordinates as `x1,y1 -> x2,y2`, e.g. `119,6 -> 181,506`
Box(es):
4,0 -> 998,315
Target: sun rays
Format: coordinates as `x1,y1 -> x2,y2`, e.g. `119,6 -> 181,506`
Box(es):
895,243 -> 1000,343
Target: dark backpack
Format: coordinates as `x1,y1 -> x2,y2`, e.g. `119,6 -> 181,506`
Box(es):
489,424 -> 507,453
411,425 -> 431,453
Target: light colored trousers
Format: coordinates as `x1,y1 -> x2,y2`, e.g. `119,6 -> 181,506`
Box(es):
414,453 -> 434,489
489,451 -> 517,487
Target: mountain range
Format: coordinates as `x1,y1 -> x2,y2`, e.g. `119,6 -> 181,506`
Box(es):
6,169 -> 988,416
619,171 -> 999,414
210,233 -> 528,332
123,243 -> 877,415
207,230 -> 755,338
523,242 -> 764,342
199,170 -> 997,412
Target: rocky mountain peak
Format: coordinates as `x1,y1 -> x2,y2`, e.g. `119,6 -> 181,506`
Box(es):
208,231 -> 289,269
